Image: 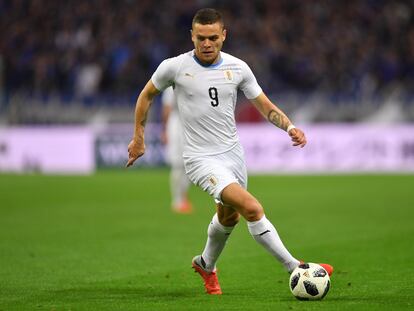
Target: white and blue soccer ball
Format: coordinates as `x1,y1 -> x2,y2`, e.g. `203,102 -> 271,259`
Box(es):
289,263 -> 331,300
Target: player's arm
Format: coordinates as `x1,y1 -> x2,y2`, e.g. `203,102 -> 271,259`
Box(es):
250,92 -> 307,148
126,80 -> 160,167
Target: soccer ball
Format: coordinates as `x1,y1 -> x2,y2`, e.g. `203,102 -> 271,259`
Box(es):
289,263 -> 330,300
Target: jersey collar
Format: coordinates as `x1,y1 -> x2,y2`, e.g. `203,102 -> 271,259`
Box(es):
192,51 -> 223,68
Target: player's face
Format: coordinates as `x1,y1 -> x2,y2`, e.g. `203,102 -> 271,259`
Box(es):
191,22 -> 226,65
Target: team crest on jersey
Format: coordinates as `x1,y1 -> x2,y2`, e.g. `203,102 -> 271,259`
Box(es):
208,175 -> 218,187
223,70 -> 233,81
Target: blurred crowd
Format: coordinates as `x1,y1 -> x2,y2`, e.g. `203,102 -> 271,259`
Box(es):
1,0 -> 414,103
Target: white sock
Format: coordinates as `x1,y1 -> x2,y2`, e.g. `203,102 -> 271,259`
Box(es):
170,166 -> 191,207
247,215 -> 299,272
201,213 -> 234,272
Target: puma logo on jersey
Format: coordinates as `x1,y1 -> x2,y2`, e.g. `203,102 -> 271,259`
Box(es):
184,73 -> 194,78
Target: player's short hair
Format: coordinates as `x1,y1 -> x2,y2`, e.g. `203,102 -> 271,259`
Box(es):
192,8 -> 224,29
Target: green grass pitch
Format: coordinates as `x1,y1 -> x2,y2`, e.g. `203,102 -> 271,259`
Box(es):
1,170 -> 413,310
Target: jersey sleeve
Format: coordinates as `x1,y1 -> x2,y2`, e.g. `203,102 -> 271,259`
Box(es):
151,57 -> 179,92
239,61 -> 262,100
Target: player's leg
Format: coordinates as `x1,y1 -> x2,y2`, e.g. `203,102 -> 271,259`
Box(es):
170,163 -> 192,213
184,145 -> 249,293
192,204 -> 238,294
167,114 -> 192,213
221,183 -> 300,272
195,204 -> 239,272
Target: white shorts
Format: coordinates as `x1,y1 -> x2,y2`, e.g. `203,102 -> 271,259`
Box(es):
183,144 -> 247,204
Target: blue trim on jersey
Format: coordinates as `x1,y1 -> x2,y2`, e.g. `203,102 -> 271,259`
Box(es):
192,54 -> 223,68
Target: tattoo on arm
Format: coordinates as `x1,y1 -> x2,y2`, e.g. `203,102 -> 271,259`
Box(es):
267,110 -> 289,130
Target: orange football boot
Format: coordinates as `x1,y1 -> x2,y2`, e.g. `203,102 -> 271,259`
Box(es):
299,261 -> 334,276
319,263 -> 334,276
172,199 -> 193,214
192,256 -> 222,295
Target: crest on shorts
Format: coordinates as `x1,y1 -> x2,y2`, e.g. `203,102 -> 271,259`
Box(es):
208,175 -> 218,186
223,70 -> 233,81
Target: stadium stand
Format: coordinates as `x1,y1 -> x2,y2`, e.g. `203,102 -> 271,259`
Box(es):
0,0 -> 413,124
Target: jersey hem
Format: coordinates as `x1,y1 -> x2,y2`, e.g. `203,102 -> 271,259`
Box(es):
182,142 -> 240,159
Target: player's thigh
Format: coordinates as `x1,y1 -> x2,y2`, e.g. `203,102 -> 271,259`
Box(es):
221,183 -> 264,221
184,159 -> 233,203
227,143 -> 248,189
184,144 -> 248,204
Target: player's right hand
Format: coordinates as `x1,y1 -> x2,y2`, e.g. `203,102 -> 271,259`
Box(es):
126,139 -> 145,168
288,128 -> 307,148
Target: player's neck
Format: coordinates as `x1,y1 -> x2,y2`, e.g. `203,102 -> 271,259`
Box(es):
193,51 -> 222,67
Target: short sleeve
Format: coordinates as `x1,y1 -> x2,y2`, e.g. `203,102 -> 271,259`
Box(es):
151,58 -> 178,92
239,61 -> 262,100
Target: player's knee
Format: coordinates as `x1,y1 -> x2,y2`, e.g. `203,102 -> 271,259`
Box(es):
220,212 -> 240,227
242,198 -> 264,222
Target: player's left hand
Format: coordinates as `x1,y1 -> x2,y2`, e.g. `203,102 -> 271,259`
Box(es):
288,128 -> 307,148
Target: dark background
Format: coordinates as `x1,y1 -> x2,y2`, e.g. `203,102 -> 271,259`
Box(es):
1,0 -> 413,124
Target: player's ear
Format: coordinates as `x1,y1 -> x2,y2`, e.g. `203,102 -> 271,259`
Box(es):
190,29 -> 195,43
222,29 -> 227,41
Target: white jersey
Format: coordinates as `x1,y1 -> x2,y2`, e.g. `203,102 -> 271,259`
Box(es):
152,50 -> 262,157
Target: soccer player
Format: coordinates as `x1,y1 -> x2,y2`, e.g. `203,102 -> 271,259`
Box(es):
126,8 -> 333,295
161,87 -> 193,213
